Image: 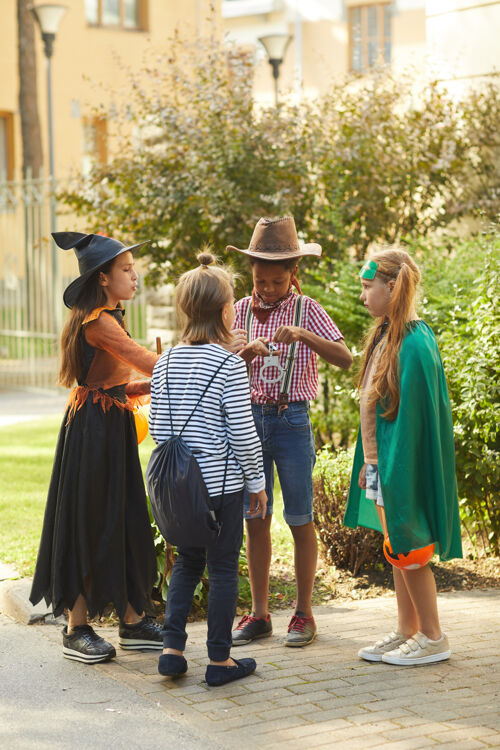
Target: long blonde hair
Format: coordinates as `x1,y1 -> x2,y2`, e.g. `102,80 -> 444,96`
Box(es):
359,247 -> 421,421
176,251 -> 235,345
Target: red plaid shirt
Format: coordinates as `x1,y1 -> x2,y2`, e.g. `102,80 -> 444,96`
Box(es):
234,294 -> 344,404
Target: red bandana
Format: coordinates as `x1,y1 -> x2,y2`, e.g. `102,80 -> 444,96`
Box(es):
250,278 -> 303,324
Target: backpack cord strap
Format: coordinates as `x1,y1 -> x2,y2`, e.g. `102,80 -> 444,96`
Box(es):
167,351 -> 233,438
245,301 -> 253,383
164,348 -> 233,515
164,349 -> 174,436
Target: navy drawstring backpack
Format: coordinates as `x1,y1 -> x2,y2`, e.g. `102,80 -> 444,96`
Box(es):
146,350 -> 232,548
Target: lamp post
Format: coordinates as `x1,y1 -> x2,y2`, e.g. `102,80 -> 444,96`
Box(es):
258,34 -> 293,106
30,3 -> 67,332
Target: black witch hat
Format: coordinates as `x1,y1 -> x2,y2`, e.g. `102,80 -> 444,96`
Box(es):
53,232 -> 149,308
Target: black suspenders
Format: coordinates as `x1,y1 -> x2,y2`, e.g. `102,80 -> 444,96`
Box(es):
245,295 -> 305,408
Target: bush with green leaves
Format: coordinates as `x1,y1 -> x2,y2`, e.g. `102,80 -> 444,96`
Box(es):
439,234 -> 500,556
313,446 -> 384,574
60,34 -> 500,288
303,233 -> 495,446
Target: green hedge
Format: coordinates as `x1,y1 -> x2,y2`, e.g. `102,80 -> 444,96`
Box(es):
313,446 -> 384,574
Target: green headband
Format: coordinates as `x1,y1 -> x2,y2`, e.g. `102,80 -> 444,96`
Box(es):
360,259 -> 378,280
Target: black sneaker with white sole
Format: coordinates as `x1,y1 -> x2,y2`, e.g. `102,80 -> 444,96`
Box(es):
232,614 -> 272,646
118,614 -> 163,650
62,625 -> 116,664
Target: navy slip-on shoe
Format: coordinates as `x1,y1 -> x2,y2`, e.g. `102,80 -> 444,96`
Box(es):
205,657 -> 256,687
158,653 -> 188,676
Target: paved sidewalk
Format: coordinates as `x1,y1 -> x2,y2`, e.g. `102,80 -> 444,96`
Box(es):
34,590 -> 500,750
0,614 -> 223,750
0,387 -> 67,427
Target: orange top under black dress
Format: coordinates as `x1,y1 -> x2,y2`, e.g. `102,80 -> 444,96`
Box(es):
30,307 -> 160,620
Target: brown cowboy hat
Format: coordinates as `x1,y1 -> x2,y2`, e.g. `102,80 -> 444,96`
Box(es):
226,216 -> 321,261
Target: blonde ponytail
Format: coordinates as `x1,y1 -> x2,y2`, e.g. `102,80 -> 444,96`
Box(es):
176,250 -> 235,345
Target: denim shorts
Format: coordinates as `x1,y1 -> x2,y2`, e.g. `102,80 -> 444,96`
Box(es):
243,401 -> 316,527
365,463 -> 385,507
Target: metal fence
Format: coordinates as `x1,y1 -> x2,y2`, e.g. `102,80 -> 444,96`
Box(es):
0,174 -> 147,389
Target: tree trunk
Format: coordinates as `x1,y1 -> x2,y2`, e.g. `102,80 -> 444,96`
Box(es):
17,0 -> 43,177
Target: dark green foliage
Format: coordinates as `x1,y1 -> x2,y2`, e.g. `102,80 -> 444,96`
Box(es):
303,258 -> 369,447
60,36 -> 500,289
439,235 -> 500,556
313,446 -> 385,574
60,37 -> 313,289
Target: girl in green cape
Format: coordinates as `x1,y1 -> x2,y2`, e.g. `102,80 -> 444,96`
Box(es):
344,247 -> 462,666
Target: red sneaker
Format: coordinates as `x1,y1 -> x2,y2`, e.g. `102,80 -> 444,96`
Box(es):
284,613 -> 317,647
231,614 -> 272,645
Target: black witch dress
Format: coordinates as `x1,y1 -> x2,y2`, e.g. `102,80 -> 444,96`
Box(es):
30,307 -> 159,619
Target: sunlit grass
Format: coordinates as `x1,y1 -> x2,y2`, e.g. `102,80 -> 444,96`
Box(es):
0,417 -> 61,575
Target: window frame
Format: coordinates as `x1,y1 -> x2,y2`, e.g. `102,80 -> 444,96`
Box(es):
85,0 -> 147,31
0,111 -> 15,181
348,2 -> 392,73
82,115 -> 108,175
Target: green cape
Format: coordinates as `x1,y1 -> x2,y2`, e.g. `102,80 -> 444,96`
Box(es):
344,321 -> 462,561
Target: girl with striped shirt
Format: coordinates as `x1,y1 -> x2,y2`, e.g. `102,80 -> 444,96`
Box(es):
149,252 -> 268,687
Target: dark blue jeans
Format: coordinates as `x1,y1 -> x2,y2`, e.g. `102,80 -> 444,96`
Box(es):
162,490 -> 243,661
243,401 -> 316,526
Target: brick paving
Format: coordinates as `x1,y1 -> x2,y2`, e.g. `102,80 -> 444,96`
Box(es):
35,589 -> 500,749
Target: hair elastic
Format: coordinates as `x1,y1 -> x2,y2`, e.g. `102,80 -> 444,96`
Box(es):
360,259 -> 378,280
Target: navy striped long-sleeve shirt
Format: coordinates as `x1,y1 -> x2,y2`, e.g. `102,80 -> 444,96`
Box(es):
149,343 -> 265,497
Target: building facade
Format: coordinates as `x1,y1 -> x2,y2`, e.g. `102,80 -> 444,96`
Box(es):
222,0 -> 499,103
426,0 -> 500,94
222,0 -> 427,104
0,0 -> 220,181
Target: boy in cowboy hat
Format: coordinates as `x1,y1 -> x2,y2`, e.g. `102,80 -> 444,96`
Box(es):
228,216 -> 352,647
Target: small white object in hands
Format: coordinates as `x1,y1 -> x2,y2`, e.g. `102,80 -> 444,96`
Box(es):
260,342 -> 284,385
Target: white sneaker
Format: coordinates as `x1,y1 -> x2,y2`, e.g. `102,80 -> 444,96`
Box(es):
382,631 -> 451,666
358,631 -> 408,662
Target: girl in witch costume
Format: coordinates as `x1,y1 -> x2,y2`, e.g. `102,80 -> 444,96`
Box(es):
344,247 -> 462,666
227,217 -> 353,648
30,231 -> 163,664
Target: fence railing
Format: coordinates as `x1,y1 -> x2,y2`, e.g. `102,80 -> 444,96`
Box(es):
0,174 -> 147,389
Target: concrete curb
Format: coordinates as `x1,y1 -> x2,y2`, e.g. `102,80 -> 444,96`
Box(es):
0,567 -> 65,626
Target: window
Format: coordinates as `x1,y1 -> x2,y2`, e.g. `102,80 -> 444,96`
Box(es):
0,113 -> 14,181
85,0 -> 144,30
82,117 -> 107,176
348,4 -> 391,72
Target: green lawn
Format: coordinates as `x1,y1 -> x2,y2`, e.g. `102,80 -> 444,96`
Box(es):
0,418 -> 294,580
0,417 -> 62,575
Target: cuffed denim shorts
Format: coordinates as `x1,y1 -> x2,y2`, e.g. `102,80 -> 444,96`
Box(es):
243,401 -> 316,527
365,463 -> 385,507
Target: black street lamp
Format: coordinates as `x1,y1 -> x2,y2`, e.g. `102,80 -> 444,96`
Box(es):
258,33 -> 293,106
30,3 -> 67,332
30,4 -> 67,186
